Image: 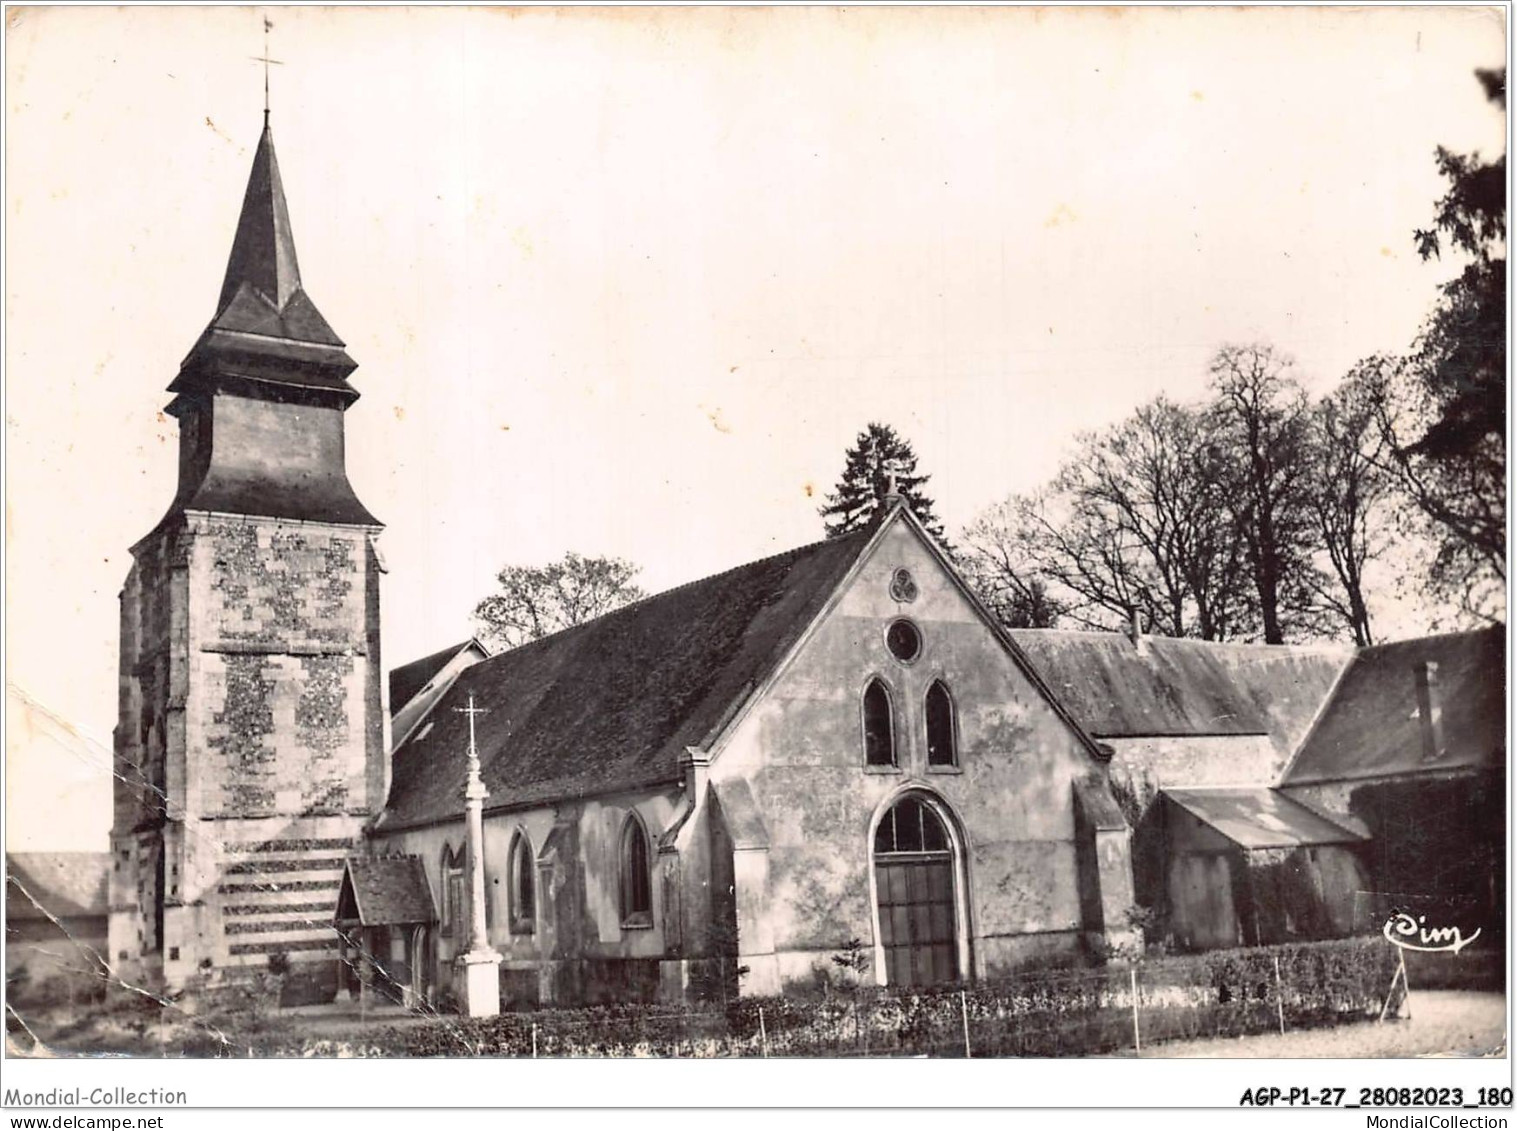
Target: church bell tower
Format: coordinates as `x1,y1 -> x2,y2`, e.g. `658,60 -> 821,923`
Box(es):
108,120 -> 386,992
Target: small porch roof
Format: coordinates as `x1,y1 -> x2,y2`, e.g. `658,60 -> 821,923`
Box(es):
334,856 -> 436,927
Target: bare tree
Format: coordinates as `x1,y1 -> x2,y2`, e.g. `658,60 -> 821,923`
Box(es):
959,497 -> 1065,628
1303,366 -> 1399,645
1073,398 -> 1254,640
960,398 -> 1253,639
472,552 -> 647,651
1207,344 -> 1322,644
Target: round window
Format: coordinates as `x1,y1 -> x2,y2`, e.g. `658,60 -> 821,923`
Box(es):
885,619 -> 922,663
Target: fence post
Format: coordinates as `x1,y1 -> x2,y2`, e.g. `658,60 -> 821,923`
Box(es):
1273,955 -> 1286,1036
1400,952 -> 1412,1020
960,989 -> 972,1059
531,1022 -> 538,1058
1378,952 -> 1410,1023
1129,966 -> 1142,1055
758,1006 -> 769,1058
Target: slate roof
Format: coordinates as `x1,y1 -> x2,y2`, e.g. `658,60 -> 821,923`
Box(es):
212,122 -> 345,348
1164,787 -> 1365,850
6,852 -> 111,922
169,123 -> 359,409
377,527 -> 876,830
390,640 -> 478,716
153,459 -> 381,530
1009,630 -> 1351,750
1282,626 -> 1505,785
335,857 -> 435,926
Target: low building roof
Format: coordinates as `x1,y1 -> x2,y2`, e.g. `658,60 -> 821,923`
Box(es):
1009,630 -> 1350,749
6,852 -> 111,921
334,856 -> 435,926
1282,626 -> 1505,785
1163,787 -> 1365,850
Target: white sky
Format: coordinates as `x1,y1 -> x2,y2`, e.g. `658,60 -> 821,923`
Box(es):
4,6 -> 1507,850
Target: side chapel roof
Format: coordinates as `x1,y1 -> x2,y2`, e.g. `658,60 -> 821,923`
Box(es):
389,640 -> 486,716
1009,630 -> 1351,752
1282,625 -> 1505,785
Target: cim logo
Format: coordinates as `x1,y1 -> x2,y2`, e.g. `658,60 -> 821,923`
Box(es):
1382,911 -> 1482,955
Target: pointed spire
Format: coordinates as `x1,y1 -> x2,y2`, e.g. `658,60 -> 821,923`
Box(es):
218,123 -> 303,315
170,123 -> 359,416
194,123 -> 347,352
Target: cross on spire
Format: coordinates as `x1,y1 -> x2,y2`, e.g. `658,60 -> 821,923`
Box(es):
252,16 -> 283,125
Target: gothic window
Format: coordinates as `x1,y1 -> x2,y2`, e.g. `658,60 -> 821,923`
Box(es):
926,680 -> 958,767
509,831 -> 535,934
863,679 -> 896,767
619,816 -> 652,928
441,845 -> 465,941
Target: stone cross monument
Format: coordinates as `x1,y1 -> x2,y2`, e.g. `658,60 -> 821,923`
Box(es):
453,693 -> 502,1017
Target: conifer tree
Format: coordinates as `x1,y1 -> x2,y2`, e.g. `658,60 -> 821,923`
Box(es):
819,422 -> 948,543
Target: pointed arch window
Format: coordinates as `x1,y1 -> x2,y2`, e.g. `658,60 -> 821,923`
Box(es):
508,831 -> 535,934
441,845 -> 465,941
863,678 -> 896,767
926,680 -> 958,768
620,816 -> 653,928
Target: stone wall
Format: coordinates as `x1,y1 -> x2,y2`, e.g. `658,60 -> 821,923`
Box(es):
110,512 -> 385,988
1103,734 -> 1282,825
371,785 -> 683,1008
192,518 -> 377,819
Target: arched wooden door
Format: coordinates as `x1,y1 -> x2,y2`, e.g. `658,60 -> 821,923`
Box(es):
873,794 -> 960,986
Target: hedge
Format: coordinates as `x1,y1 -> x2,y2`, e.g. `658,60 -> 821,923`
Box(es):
727,937 -> 1400,1057
364,936 -> 1402,1058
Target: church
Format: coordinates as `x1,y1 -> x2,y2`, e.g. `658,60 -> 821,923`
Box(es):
106,117 -> 1137,1011
107,120 -> 1503,1016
